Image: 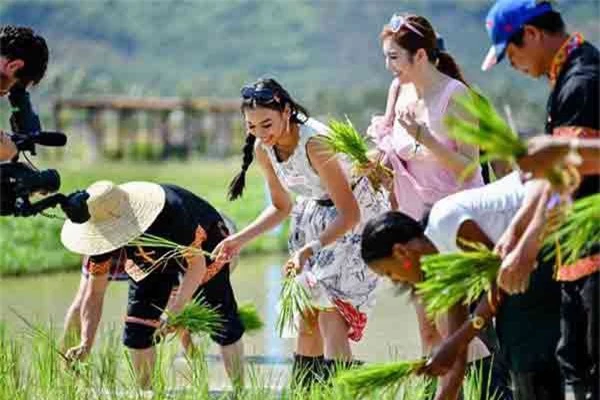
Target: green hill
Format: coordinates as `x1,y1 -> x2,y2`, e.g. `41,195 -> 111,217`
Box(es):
1,0 -> 598,131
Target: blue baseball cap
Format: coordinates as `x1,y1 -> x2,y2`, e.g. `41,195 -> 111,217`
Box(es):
481,0 -> 554,71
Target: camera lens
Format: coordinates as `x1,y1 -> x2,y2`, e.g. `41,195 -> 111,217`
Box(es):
31,169 -> 61,194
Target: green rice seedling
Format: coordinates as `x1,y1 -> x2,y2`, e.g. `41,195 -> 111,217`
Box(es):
463,361 -> 501,400
544,193 -> 600,268
415,241 -> 500,320
94,325 -> 122,395
334,359 -> 425,399
445,91 -> 527,181
238,303 -> 264,334
0,323 -> 24,397
276,269 -> 314,337
181,339 -> 210,397
324,118 -> 393,192
163,295 -> 224,337
396,376 -> 435,400
445,91 -> 578,192
128,233 -> 216,277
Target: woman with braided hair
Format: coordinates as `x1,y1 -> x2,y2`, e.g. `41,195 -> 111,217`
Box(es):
213,78 -> 389,387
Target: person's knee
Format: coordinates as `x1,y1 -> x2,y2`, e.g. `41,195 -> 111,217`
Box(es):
211,314 -> 244,347
123,322 -> 158,350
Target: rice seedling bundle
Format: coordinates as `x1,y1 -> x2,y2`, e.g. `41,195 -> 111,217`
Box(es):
324,118 -> 393,192
415,242 -> 500,320
445,91 -> 580,193
276,269 -> 314,337
126,233 -> 214,279
162,296 -> 224,336
445,91 -> 527,180
544,193 -> 600,268
335,359 -> 425,399
237,303 -> 264,334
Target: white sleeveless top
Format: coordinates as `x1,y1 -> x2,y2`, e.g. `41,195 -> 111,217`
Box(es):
262,118 -> 351,200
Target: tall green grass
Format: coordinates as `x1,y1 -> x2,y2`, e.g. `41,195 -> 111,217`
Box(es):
0,159 -> 289,276
0,319 -> 497,399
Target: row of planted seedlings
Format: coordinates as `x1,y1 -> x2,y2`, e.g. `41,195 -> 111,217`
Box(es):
0,315 -> 499,399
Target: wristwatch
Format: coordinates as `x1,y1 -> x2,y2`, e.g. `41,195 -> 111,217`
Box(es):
470,315 -> 486,331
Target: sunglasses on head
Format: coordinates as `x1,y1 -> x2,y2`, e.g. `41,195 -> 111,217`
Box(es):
389,14 -> 424,37
240,85 -> 277,103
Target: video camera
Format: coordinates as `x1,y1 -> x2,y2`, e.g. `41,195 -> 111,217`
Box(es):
0,85 -> 90,222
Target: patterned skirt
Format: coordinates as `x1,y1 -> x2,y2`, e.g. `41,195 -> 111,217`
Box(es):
288,177 -> 390,341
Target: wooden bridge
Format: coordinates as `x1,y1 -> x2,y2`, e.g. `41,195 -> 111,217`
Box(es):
52,95 -> 244,161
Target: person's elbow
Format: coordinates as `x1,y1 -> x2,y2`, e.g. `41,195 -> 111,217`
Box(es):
273,197 -> 293,216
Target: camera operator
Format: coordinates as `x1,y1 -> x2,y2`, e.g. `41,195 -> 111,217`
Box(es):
0,24 -> 49,161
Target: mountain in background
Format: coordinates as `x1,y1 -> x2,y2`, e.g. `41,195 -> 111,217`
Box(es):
1,0 -> 598,131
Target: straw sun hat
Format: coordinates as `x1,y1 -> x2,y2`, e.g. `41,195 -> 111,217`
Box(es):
61,180 -> 166,256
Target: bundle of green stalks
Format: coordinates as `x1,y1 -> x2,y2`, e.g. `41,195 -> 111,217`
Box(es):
128,233 -> 214,275
544,193 -> 600,267
445,91 -> 527,180
416,242 -> 500,320
276,269 -> 314,337
446,91 -> 581,192
324,118 -> 393,192
237,303 -> 264,334
335,359 -> 426,399
162,296 -> 224,336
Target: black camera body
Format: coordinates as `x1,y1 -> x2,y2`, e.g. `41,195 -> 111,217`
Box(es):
0,161 -> 90,223
0,162 -> 60,215
1,86 -> 90,223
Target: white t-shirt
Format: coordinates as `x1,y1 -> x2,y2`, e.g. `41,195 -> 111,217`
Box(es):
424,171 -> 527,361
425,171 -> 526,253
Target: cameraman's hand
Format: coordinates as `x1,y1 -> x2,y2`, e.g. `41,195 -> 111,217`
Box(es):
0,131 -> 17,161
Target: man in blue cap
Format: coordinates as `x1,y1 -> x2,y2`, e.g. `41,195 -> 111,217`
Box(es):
482,1 -> 599,400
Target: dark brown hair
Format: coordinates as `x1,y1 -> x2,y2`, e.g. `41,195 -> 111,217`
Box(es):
228,78 -> 310,200
380,15 -> 468,87
0,25 -> 48,86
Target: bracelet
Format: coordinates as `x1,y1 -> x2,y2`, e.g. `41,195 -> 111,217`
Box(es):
307,239 -> 323,255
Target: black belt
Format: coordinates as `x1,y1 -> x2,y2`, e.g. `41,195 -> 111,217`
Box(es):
314,198 -> 334,207
313,178 -> 364,207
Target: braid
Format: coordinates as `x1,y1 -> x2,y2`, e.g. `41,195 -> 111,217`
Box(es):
228,134 -> 256,200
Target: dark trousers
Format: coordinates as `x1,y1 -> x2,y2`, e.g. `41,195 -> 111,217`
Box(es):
496,253 -> 563,399
556,272 -> 599,400
510,363 -> 565,400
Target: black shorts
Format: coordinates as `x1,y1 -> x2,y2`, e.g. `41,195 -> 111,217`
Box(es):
123,265 -> 244,349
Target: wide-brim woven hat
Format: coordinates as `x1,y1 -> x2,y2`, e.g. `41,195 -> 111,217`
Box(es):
61,180 -> 166,256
